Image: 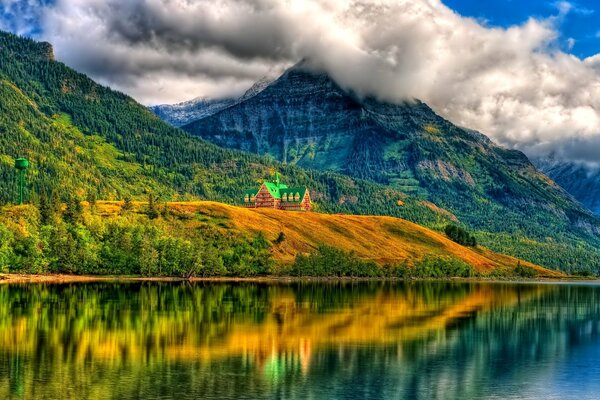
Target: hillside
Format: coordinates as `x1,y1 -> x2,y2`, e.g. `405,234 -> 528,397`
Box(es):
162,202 -> 557,276
0,199 -> 555,277
180,64 -> 600,273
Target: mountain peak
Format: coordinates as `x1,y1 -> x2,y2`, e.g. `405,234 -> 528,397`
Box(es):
150,74 -> 274,127
0,31 -> 54,61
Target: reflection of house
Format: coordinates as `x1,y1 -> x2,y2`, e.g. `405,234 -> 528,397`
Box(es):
243,173 -> 311,211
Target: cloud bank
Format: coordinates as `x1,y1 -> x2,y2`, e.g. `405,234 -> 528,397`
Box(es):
4,0 -> 600,165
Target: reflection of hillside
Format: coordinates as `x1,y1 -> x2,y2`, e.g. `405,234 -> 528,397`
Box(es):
179,284 -> 543,368
1,283 -> 600,399
0,283 -> 543,367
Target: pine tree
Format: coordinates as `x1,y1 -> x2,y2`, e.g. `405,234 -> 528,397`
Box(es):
146,194 -> 159,220
63,196 -> 83,224
121,196 -> 134,213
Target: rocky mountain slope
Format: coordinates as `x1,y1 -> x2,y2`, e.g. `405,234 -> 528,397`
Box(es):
150,77 -> 273,127
534,157 -> 600,215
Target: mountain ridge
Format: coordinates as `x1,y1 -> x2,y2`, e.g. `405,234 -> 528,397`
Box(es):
181,65 -> 593,228
534,157 -> 600,215
150,77 -> 274,127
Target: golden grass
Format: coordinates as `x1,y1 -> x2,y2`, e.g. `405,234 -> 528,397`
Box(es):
95,201 -> 561,277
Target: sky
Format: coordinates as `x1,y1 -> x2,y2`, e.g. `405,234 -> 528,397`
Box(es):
445,0 -> 600,58
1,0 -> 600,165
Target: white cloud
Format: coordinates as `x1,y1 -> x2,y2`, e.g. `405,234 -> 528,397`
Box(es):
7,0 -> 600,165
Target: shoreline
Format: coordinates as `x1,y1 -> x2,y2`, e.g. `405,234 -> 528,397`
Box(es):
0,273 -> 597,285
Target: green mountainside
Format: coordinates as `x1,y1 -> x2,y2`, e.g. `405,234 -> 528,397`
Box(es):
1,31 -> 600,273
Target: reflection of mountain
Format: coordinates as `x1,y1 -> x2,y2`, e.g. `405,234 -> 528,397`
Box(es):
0,283 -> 599,399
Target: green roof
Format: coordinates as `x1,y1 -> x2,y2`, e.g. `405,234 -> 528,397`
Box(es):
263,181 -> 287,199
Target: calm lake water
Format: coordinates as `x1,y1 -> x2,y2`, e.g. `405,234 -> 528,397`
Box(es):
0,281 -> 600,399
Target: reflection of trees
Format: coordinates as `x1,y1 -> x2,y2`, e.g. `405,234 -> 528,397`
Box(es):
0,283 -> 599,399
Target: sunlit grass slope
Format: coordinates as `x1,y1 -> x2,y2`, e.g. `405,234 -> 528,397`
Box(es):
96,201 -> 560,277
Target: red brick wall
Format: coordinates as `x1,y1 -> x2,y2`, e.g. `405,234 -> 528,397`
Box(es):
254,185 -> 277,208
279,192 -> 311,211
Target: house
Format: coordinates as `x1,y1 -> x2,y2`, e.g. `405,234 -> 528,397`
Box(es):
243,173 -> 311,211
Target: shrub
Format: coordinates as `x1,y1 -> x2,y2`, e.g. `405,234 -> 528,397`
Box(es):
274,232 -> 286,244
514,262 -> 537,278
290,244 -> 380,277
411,256 -> 477,278
444,224 -> 476,247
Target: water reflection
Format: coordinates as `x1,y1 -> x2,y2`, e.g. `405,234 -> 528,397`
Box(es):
0,282 -> 599,399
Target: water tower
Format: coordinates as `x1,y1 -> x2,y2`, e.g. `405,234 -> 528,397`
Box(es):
14,157 -> 29,205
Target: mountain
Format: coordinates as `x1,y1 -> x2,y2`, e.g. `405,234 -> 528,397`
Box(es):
150,97 -> 238,127
534,157 -> 600,215
180,64 -> 600,273
150,77 -> 273,127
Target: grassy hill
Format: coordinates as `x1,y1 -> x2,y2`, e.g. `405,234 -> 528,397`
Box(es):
82,201 -> 556,277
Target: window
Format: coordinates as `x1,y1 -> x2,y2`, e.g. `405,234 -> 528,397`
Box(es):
295,193 -> 300,201
282,193 -> 287,202
244,195 -> 249,203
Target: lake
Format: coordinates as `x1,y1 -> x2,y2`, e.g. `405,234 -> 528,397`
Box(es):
0,281 -> 599,399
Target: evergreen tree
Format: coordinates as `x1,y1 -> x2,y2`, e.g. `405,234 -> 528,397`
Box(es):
146,194 -> 159,220
445,224 -> 476,247
63,196 -> 83,224
121,196 -> 134,213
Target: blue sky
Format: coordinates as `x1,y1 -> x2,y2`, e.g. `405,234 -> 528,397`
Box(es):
444,0 -> 600,57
